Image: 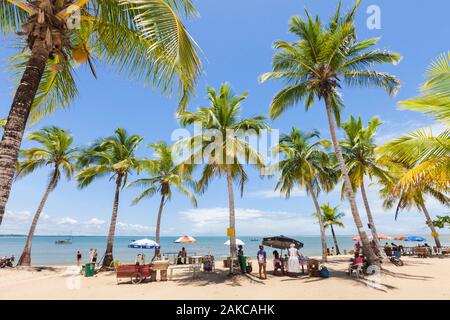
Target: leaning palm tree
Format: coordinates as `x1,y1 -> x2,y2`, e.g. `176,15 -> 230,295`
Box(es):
379,165 -> 449,249
77,128 -> 142,268
0,0 -> 202,225
128,141 -> 197,245
319,203 -> 345,255
273,128 -> 338,262
16,126 -> 77,266
399,52 -> 450,123
340,116 -> 390,255
259,0 -> 401,264
177,83 -> 268,273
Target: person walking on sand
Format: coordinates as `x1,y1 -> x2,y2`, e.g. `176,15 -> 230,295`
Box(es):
257,245 -> 267,279
92,249 -> 98,263
76,251 -> 82,266
287,243 -> 301,276
88,248 -> 94,262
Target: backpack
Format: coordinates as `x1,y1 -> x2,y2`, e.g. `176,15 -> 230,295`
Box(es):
320,266 -> 330,278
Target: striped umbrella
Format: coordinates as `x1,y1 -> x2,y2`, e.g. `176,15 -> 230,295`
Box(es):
174,235 -> 197,243
352,234 -> 392,241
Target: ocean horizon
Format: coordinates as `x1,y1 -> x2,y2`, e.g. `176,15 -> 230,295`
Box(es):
1,234 -> 449,265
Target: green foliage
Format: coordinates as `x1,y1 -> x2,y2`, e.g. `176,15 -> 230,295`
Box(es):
318,203 -> 345,229
399,52 -> 450,123
273,128 -> 339,198
260,0 -> 400,124
128,141 -> 197,206
17,126 -> 78,189
177,83 -> 269,196
432,216 -> 450,229
76,128 -> 143,189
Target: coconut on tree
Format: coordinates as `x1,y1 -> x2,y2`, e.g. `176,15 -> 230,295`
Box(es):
77,128 -> 143,268
0,0 -> 202,225
15,126 -> 77,266
318,203 -> 345,255
177,83 -> 269,273
273,128 -> 338,262
259,0 -> 401,264
128,141 -> 197,245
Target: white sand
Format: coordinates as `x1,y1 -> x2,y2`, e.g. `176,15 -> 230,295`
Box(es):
1,255 -> 449,300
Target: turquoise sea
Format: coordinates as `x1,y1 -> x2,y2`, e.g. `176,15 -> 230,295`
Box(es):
1,234 -> 449,265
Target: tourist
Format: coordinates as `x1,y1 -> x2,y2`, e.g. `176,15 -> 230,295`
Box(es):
287,243 -> 301,276
257,245 -> 267,280
330,247 -> 335,256
76,251 -> 82,266
273,250 -> 283,275
237,245 -> 246,273
88,248 -> 94,262
177,247 -> 187,264
92,249 -> 98,263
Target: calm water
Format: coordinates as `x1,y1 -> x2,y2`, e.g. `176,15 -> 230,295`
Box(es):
1,235 -> 449,265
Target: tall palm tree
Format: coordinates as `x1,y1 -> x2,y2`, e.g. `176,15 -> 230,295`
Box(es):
340,116 -> 390,255
0,0 -> 202,225
319,203 -> 344,255
177,83 -> 268,273
16,126 -> 77,266
259,0 -> 401,264
273,128 -> 338,262
399,52 -> 450,123
77,128 -> 142,268
128,141 -> 197,244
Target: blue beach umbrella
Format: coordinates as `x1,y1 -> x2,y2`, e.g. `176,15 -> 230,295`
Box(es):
404,236 -> 426,242
128,238 -> 160,249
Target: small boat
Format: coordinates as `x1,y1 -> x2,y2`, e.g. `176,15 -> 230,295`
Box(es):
250,238 -> 260,242
55,239 -> 72,245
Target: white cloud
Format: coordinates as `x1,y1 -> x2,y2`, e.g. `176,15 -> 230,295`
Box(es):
179,207 -> 318,236
245,188 -> 305,199
57,217 -> 78,225
85,218 -> 105,225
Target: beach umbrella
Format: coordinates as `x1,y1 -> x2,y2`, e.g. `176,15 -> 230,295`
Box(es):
394,236 -> 406,241
174,235 -> 197,243
405,236 -> 426,242
128,238 -> 160,249
262,235 -> 303,250
224,239 -> 245,246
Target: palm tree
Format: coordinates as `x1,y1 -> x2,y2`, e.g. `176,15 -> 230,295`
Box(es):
77,128 -> 142,268
273,128 -> 338,262
177,83 -> 268,273
380,169 -> 449,249
319,203 -> 344,255
340,116 -> 390,255
0,0 -> 202,225
259,0 -> 401,264
399,52 -> 450,123
128,141 -> 197,244
16,126 -> 77,266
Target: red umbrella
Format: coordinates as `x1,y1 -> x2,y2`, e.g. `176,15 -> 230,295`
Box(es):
174,235 -> 197,243
352,234 -> 392,241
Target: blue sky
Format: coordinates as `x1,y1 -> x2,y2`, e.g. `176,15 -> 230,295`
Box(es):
1,0 -> 449,237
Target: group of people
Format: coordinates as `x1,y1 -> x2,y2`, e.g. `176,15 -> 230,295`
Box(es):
76,248 -> 98,266
255,244 -> 306,280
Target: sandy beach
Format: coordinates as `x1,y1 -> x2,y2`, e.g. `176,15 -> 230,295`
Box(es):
1,255 -> 449,300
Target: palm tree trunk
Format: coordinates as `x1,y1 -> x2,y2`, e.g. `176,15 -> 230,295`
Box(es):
307,182 -> 328,262
102,175 -> 123,268
0,39 -> 50,225
324,96 -> 378,265
360,178 -> 386,259
155,194 -> 166,245
18,170 -> 57,266
330,225 -> 341,255
226,165 -> 237,274
420,203 -> 442,249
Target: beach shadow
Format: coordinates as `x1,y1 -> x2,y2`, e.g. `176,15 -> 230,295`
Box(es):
172,269 -> 248,287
